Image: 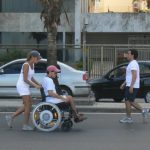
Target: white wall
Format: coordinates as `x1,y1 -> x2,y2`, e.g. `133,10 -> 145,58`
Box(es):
0,13 -> 74,32
1,12 -> 150,33
83,13 -> 150,32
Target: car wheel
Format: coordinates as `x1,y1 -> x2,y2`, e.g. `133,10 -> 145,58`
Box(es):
95,98 -> 100,102
113,98 -> 123,102
61,86 -> 73,96
94,96 -> 100,102
144,91 -> 150,103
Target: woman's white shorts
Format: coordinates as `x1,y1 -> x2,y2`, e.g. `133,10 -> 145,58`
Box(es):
16,85 -> 30,96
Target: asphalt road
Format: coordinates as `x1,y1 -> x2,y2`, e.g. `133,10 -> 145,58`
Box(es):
0,113 -> 150,150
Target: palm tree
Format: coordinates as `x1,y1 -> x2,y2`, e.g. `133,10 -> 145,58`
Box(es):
39,0 -> 63,65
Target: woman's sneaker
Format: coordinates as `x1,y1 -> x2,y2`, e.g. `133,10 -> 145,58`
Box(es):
22,124 -> 34,131
5,115 -> 13,128
119,117 -> 133,123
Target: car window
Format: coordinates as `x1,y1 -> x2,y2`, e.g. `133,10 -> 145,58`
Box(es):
3,62 -> 23,74
109,66 -> 126,79
59,64 -> 66,72
139,63 -> 150,75
35,62 -> 47,73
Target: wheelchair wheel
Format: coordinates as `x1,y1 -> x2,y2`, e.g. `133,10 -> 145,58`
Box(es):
61,119 -> 73,131
32,102 -> 61,132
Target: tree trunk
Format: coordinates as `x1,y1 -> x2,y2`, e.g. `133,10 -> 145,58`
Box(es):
47,31 -> 57,66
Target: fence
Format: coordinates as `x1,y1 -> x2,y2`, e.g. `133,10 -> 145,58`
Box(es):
1,44 -> 150,79
84,44 -> 150,79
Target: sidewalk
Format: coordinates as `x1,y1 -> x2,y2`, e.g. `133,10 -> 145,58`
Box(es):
0,98 -> 150,113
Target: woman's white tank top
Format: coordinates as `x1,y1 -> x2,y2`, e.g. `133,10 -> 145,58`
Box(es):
17,62 -> 35,88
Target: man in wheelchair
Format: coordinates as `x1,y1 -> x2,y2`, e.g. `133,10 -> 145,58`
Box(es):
42,65 -> 87,123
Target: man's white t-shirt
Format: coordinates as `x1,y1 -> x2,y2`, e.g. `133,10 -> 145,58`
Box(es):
42,76 -> 63,104
126,60 -> 140,88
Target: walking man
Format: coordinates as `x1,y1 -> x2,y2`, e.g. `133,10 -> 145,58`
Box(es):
120,49 -> 149,123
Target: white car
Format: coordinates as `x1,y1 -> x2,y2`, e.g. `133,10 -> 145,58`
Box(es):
0,59 -> 90,97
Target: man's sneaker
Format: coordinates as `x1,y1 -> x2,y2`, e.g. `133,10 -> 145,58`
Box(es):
22,124 -> 34,131
74,116 -> 87,123
119,117 -> 133,123
142,108 -> 149,119
5,115 -> 13,128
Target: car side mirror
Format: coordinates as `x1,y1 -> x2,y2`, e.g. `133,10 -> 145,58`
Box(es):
0,69 -> 4,74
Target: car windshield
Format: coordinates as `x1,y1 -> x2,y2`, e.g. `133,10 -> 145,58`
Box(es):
107,62 -> 150,79
108,65 -> 127,79
3,62 -> 23,74
140,63 -> 150,75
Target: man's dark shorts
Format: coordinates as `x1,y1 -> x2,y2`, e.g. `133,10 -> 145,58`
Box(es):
125,86 -> 139,102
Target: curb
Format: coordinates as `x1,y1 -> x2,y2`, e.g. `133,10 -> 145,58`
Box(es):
0,106 -> 146,113
1,99 -> 150,113
0,104 -> 149,113
0,106 -> 126,113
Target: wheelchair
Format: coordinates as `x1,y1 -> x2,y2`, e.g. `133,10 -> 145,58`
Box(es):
32,88 -> 74,132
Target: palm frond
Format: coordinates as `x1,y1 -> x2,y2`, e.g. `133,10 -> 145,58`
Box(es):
39,0 -> 69,30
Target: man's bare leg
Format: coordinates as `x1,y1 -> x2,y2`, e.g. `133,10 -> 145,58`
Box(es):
125,101 -> 132,118
131,101 -> 142,111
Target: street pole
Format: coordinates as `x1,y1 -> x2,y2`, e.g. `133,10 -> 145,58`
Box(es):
83,25 -> 86,71
82,18 -> 88,71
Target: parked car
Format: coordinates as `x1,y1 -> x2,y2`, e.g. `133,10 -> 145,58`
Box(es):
0,59 -> 90,97
88,61 -> 150,103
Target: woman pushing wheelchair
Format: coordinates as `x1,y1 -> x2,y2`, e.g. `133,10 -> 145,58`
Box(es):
42,65 -> 87,123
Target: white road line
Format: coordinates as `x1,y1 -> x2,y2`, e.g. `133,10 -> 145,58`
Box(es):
0,112 -> 143,115
83,112 -> 142,115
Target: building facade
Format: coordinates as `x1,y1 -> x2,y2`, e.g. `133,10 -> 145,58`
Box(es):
0,0 -> 150,47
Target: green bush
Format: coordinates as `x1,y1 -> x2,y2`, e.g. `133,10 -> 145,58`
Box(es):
0,49 -> 27,65
75,61 -> 83,70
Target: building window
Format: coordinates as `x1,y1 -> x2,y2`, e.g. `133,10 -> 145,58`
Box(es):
128,35 -> 150,44
1,0 -> 74,13
94,0 -> 101,13
1,0 -> 42,12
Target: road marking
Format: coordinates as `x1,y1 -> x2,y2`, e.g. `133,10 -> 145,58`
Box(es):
83,112 -> 143,115
0,112 -> 143,115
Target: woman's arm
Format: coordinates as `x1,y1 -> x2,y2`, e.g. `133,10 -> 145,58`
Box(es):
31,77 -> 41,86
